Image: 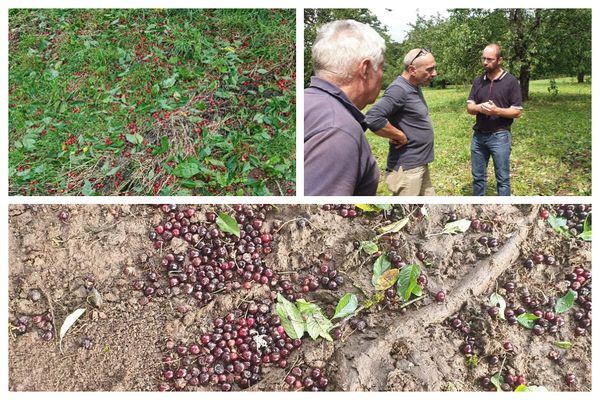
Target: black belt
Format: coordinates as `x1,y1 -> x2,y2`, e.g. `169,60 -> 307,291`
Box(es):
476,128 -> 510,134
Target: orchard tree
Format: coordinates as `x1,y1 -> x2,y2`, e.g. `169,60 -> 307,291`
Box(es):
304,9 -> 390,87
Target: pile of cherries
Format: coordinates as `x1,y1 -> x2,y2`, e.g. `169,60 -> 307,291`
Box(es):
553,204 -> 591,236
157,299 -> 329,392
567,266 -> 592,337
132,205 -> 277,307
487,280 -> 567,337
321,204 -> 360,219
12,310 -> 54,341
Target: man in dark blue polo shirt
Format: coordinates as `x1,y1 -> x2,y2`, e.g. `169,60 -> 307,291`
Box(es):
304,20 -> 406,196
467,43 -> 523,196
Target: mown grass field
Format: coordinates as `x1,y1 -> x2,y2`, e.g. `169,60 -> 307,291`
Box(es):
366,77 -> 591,196
9,9 -> 296,196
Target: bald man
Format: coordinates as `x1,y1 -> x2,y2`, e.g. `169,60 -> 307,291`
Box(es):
365,48 -> 438,196
467,43 -> 523,196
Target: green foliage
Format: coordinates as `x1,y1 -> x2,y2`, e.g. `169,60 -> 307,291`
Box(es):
9,9 -> 295,196
303,9 -> 390,87
332,293 -> 358,320
215,213 -> 240,238
555,289 -> 577,314
396,264 -> 421,301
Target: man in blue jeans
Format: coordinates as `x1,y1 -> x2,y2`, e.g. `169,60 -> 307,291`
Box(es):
467,44 -> 523,196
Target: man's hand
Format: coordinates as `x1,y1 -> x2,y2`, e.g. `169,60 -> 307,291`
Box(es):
479,100 -> 499,116
374,122 -> 409,149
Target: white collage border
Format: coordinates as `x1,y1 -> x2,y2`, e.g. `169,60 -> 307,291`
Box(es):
1,1 -> 597,399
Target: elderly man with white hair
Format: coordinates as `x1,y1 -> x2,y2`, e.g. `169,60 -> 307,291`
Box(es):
304,20 -> 405,196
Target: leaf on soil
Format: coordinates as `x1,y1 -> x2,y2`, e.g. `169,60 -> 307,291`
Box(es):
371,254 -> 391,286
442,219 -> 472,234
305,308 -> 333,341
216,213 -> 240,237
396,264 -> 421,301
59,308 -> 86,351
355,204 -> 379,212
375,268 -> 400,291
578,213 -> 591,241
489,292 -> 506,320
378,217 -> 409,235
547,215 -> 570,238
514,384 -> 548,392
555,289 -> 577,314
275,294 -> 304,339
490,372 -> 503,391
516,312 -> 540,329
554,341 -> 573,349
359,240 -> 379,255
332,293 -> 358,320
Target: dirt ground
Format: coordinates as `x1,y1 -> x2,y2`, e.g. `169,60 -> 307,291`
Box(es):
8,204 -> 591,391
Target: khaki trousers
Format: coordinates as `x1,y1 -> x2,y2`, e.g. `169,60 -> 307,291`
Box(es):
385,164 -> 435,196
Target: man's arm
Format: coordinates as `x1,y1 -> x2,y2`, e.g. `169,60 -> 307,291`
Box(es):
480,101 -> 522,118
466,101 -> 482,115
372,121 -> 408,147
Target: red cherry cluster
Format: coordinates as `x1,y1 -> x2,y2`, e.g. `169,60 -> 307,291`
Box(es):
554,204 -> 591,236
11,310 -> 54,341
284,365 -> 329,391
567,266 -> 592,336
321,204 -> 360,219
480,370 -> 527,392
133,205 -> 277,307
158,299 -> 303,392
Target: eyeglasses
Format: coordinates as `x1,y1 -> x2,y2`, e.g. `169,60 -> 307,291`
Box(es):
409,48 -> 430,65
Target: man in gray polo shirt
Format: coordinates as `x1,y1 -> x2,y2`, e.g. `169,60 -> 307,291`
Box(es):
365,48 -> 438,196
304,20 -> 407,196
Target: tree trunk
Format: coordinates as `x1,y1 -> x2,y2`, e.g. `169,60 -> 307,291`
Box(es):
577,71 -> 585,83
520,65 -> 530,101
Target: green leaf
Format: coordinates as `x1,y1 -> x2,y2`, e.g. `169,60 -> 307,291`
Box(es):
82,180 -> 96,196
442,219 -> 472,234
489,292 -> 506,320
548,215 -> 570,238
151,136 -> 169,155
514,384 -> 548,392
125,133 -> 143,145
554,341 -> 573,349
20,133 -> 37,151
172,159 -> 201,178
355,204 -> 379,212
396,264 -> 420,301
332,293 -> 358,320
375,204 -> 392,211
216,213 -> 240,237
305,308 -> 333,341
516,312 -> 540,329
578,213 -> 591,241
162,73 -> 178,88
555,289 -> 577,314
490,373 -> 503,392
377,217 -> 409,234
257,68 -> 268,74
360,241 -> 379,255
275,294 -> 304,339
371,254 -> 391,286
375,268 -> 400,291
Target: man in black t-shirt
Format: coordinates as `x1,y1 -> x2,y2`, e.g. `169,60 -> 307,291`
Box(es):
467,44 -> 523,196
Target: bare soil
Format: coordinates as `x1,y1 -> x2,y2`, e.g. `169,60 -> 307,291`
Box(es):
8,204 -> 591,391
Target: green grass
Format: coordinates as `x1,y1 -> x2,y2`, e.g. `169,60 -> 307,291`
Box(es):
366,77 -> 591,196
9,9 -> 296,196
